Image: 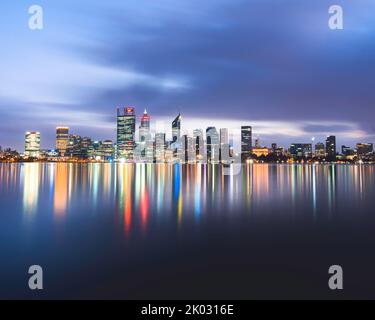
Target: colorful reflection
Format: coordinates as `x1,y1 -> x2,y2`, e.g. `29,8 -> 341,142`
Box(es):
22,163 -> 40,215
0,163 -> 374,230
54,163 -> 68,217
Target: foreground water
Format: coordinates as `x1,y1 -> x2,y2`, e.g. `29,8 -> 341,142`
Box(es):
0,163 -> 375,299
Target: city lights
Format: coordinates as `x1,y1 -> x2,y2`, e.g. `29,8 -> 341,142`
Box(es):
0,107 -> 374,164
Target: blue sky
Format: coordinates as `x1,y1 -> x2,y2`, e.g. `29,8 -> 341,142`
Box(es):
0,0 -> 374,150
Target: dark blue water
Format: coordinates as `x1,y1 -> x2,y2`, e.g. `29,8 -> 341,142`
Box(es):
0,163 -> 375,299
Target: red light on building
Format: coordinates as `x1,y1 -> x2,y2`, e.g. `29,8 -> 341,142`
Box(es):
125,107 -> 135,114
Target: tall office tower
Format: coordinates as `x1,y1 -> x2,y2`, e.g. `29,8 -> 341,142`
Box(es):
171,113 -> 182,159
241,126 -> 252,162
25,131 -> 41,158
187,136 -> 196,163
206,127 -> 220,163
181,135 -> 189,163
137,109 -> 153,161
139,109 -> 151,142
220,128 -> 230,162
155,133 -> 166,163
56,127 -> 69,156
193,129 -> 205,162
180,135 -> 196,164
325,135 -> 336,161
172,113 -> 181,143
117,107 -> 136,161
314,142 -> 326,157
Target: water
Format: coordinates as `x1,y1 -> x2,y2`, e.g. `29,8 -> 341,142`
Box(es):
0,163 -> 375,299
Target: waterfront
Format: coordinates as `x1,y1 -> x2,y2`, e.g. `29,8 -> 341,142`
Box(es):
0,163 -> 375,299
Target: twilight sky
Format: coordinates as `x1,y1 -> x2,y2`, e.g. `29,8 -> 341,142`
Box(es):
0,0 -> 374,151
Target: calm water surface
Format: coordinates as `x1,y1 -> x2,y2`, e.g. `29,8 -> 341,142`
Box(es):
0,163 -> 375,299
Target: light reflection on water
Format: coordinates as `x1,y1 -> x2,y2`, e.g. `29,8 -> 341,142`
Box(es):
1,162 -> 375,299
0,163 -> 374,233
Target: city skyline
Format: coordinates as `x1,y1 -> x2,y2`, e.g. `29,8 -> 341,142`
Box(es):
1,106 -> 375,153
2,1 -> 375,301
1,107 -> 374,164
1,1 -> 375,150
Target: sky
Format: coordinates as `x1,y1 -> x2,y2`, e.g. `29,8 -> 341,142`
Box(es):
0,0 -> 374,151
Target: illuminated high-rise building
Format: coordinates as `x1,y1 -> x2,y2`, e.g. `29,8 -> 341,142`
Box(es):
187,136 -> 196,163
206,127 -> 220,163
117,107 -> 136,161
56,126 -> 69,156
220,128 -> 230,162
193,129 -> 205,162
241,126 -> 252,162
139,109 -> 151,142
138,109 -> 153,162
172,113 -> 181,143
180,135 -> 196,163
171,113 -> 182,159
25,131 -> 41,158
325,135 -> 336,161
155,133 -> 166,163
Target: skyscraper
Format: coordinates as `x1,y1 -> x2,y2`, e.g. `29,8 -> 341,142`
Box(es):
137,109 -> 153,161
155,133 -> 166,163
241,126 -> 252,162
56,126 -> 69,157
171,113 -> 182,159
172,113 -> 181,144
325,135 -> 336,161
206,127 -> 220,163
193,129 -> 205,162
25,131 -> 41,158
139,109 -> 150,142
187,136 -> 196,163
220,128 -> 229,162
117,107 -> 136,161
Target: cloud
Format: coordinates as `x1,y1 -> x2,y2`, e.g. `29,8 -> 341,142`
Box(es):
0,0 -> 374,150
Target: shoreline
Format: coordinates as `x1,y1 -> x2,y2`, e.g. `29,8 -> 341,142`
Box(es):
0,161 -> 374,165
